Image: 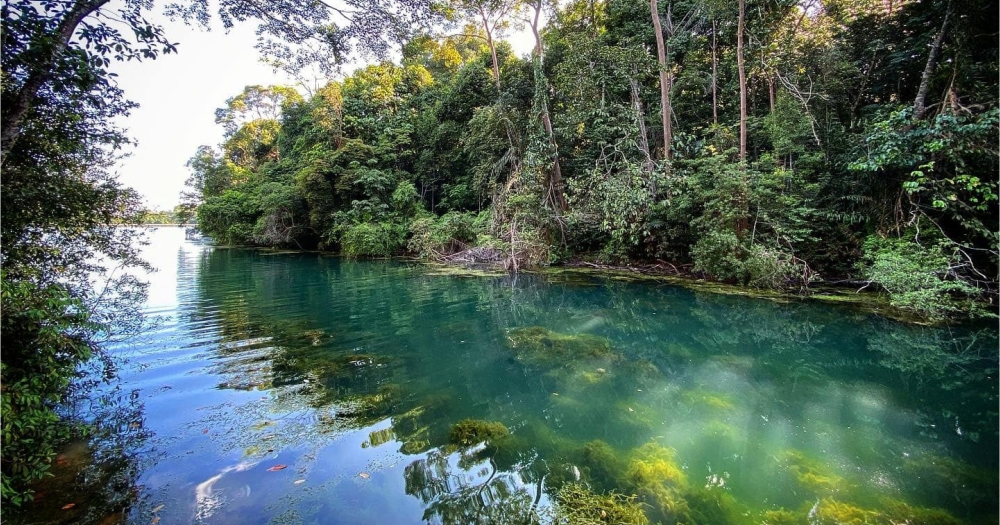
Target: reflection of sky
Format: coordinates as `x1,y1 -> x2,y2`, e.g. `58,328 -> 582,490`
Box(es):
101,229 -> 998,525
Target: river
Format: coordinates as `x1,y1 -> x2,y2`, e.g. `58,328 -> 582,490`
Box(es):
16,227 -> 999,525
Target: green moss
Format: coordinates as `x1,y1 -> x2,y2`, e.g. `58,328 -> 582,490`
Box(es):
506,326 -> 618,365
448,419 -> 509,447
553,483 -> 648,525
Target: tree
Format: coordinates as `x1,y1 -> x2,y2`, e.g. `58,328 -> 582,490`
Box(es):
167,0 -> 442,79
1,0 -> 159,504
1,0 -> 175,164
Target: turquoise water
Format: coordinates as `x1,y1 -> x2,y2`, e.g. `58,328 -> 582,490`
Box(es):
17,228 -> 999,524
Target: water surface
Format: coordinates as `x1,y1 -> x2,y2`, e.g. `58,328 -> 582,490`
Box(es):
23,227 -> 1000,524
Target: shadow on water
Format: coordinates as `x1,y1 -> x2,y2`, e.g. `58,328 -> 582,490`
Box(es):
10,229 -> 998,525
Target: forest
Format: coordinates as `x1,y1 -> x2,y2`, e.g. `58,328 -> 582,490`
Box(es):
181,0 -> 999,322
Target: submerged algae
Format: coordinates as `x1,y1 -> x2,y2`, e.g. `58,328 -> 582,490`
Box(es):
448,419 -> 510,447
779,449 -> 849,496
553,483 -> 648,525
625,442 -> 687,489
506,326 -> 618,365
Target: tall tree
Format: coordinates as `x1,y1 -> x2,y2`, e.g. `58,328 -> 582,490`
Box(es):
524,0 -> 566,209
737,0 -> 747,160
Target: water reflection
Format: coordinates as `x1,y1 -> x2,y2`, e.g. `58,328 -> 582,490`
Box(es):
12,228 -> 997,525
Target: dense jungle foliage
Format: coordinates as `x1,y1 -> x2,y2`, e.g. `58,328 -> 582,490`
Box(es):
182,0 -> 999,321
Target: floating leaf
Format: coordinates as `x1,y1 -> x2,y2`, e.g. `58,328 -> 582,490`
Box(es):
267,464 -> 288,472
151,504 -> 164,513
152,517 -> 160,524
358,472 -> 370,479
62,503 -> 76,510
294,479 -> 306,485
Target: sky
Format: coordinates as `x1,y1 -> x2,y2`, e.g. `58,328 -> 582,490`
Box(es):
109,9 -> 535,211
111,16 -> 295,211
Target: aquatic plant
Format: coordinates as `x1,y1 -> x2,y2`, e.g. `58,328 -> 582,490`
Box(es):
552,483 -> 648,525
879,497 -> 962,525
624,442 -> 687,489
577,440 -> 626,492
681,487 -> 748,525
760,508 -> 806,525
903,452 -> 995,507
680,388 -> 736,411
449,419 -> 510,447
506,327 -> 618,365
812,498 -> 879,525
779,449 -> 848,496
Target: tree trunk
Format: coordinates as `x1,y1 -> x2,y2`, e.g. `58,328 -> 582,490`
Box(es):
768,77 -> 776,113
737,0 -> 747,161
913,4 -> 952,120
711,19 -> 718,126
650,0 -> 672,160
1,0 -> 107,166
630,78 -> 654,173
529,1 -> 566,210
480,9 -> 502,92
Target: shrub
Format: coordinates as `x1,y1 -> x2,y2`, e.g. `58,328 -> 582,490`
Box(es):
340,222 -> 407,257
407,211 -> 484,258
859,236 -> 984,321
0,275 -> 99,505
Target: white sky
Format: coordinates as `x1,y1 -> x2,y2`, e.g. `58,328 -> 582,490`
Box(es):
110,9 -> 535,211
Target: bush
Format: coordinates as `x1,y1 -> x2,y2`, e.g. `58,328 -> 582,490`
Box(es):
0,275 -> 99,505
407,211 -> 485,258
340,222 -> 407,257
860,236 -> 984,321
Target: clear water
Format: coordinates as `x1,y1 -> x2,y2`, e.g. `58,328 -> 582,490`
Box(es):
18,228 -> 999,524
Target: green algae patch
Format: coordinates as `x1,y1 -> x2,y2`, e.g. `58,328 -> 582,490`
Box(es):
760,508 -> 806,525
779,449 -> 850,496
625,442 -> 687,489
578,440 -> 626,492
812,498 -> 878,525
448,419 -> 509,447
553,483 -> 648,525
505,326 -> 618,366
879,497 -> 962,525
420,262 -> 506,278
536,266 -> 944,325
680,388 -> 736,411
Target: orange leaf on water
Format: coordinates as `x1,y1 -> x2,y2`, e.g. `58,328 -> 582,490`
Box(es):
62,503 -> 76,510
267,464 -> 288,472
